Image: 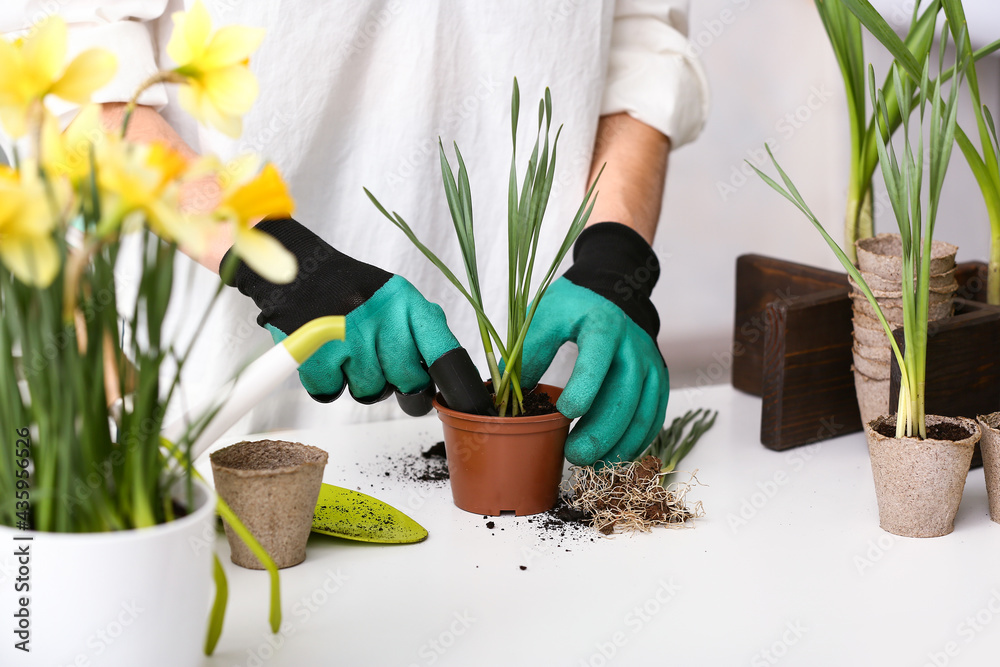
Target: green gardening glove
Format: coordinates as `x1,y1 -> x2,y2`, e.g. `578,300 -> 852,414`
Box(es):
521,222 -> 669,466
223,218 -> 459,404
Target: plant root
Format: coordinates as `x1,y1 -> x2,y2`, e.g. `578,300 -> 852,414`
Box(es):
563,456 -> 704,536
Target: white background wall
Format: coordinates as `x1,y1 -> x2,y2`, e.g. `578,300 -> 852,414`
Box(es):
658,0 -> 1000,389
1,1 -> 994,393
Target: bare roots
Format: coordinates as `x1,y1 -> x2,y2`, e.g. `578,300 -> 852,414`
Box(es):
564,456 -> 704,535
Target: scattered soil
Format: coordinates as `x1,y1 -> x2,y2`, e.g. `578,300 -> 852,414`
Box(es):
422,441 -> 447,460
414,442 -> 450,482
373,442 -> 449,486
521,498 -> 594,543
541,501 -> 589,527
873,418 -> 975,441
378,440 -> 700,542
564,455 -> 703,535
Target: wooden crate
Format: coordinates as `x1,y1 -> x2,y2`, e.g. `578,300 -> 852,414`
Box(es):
732,255 -> 991,451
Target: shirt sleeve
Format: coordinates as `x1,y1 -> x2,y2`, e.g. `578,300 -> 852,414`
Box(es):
0,1 -> 170,110
602,0 -> 710,149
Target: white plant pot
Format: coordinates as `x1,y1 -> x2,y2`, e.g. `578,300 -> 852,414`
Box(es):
0,479 -> 216,667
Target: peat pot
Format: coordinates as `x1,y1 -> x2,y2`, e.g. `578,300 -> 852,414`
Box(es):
866,414 -> 980,538
0,479 -> 216,667
433,384 -> 571,516
211,439 -> 328,569
977,412 -> 1000,523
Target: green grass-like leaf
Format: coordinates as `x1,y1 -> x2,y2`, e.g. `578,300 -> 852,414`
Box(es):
843,0 -> 1000,305
817,0 -> 941,260
751,23 -> 967,438
641,409 -> 718,484
365,79 -> 600,415
204,554 -> 228,655
216,495 -> 282,633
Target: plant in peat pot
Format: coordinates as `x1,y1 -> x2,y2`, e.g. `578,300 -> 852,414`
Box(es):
731,0 -> 965,415
751,28 -> 982,537
365,80 -> 602,516
0,4 -> 340,663
840,0 -> 1000,304
814,0 -> 942,261
822,0 -> 1000,429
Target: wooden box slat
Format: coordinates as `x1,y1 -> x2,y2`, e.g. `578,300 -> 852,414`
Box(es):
760,288 -> 861,450
889,299 -> 1000,422
732,255 -> 846,396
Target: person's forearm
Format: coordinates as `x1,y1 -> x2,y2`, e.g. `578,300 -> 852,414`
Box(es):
586,113 -> 671,245
94,103 -> 237,273
100,103 -> 196,160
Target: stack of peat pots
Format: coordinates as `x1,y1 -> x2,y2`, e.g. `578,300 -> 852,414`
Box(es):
850,234 -> 959,426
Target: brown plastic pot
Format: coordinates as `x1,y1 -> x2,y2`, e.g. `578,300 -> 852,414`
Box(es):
866,414 -> 980,537
210,439 -> 328,569
433,384 -> 571,516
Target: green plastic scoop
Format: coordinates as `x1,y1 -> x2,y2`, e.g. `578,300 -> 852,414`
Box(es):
312,483 -> 428,544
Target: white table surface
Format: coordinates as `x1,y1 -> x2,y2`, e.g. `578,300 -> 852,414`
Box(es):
196,384 -> 1000,667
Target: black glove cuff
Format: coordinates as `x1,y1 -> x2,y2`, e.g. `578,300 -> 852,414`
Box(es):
563,221 -> 661,340
220,218 -> 392,330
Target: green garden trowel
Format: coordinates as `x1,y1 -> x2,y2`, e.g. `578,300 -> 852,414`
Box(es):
312,484 -> 428,544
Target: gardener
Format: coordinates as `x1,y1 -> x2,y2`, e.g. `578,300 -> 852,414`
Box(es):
0,1 -> 708,465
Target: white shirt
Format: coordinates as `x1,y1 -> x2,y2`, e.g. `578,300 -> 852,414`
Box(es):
2,1 -> 708,433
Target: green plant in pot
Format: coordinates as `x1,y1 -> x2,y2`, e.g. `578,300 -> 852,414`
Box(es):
0,6 -> 341,662
731,0 -> 959,424
752,30 -> 982,537
365,80 -> 603,516
839,0 -> 1000,302
814,0 -> 942,261
832,0 -> 1000,425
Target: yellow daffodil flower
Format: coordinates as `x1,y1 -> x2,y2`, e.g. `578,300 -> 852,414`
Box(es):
166,0 -> 265,137
215,156 -> 297,283
41,105 -> 106,182
0,17 -> 116,137
95,139 -> 210,254
0,166 -> 60,286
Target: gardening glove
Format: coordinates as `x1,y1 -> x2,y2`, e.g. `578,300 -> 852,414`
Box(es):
520,222 -> 668,466
222,218 -> 460,405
